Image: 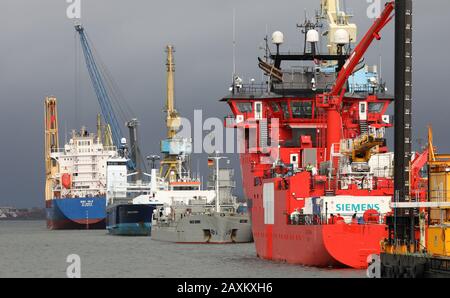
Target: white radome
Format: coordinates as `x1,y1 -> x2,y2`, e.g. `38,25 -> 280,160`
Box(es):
306,29 -> 319,43
272,31 -> 284,45
334,29 -> 350,45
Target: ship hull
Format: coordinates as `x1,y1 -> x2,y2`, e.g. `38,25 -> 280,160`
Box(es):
46,197 -> 106,230
106,204 -> 155,236
253,222 -> 386,268
244,168 -> 387,269
151,214 -> 253,244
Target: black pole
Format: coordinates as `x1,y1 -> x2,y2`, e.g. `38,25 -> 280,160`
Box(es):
127,119 -> 142,182
394,0 -> 414,243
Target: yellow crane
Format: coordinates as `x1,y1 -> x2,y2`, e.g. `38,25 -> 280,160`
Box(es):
44,97 -> 59,202
96,113 -> 113,148
160,45 -> 183,180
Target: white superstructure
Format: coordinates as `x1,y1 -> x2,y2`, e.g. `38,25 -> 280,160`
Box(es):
106,156 -> 215,206
50,128 -> 118,199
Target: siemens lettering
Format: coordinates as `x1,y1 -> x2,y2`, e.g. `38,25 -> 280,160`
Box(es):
336,203 -> 380,213
321,196 -> 392,222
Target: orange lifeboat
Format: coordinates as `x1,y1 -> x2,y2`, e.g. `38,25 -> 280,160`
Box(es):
62,173 -> 72,189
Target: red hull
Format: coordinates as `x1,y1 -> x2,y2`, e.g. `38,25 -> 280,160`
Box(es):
47,219 -> 105,230
322,223 -> 387,269
254,224 -> 341,267
252,213 -> 386,269
243,158 -> 387,269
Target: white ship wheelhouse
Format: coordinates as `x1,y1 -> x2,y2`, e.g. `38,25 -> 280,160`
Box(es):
50,128 -> 118,199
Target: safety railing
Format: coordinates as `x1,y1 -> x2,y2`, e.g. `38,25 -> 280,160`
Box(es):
50,146 -> 117,154
288,211 -> 388,226
230,83 -> 267,96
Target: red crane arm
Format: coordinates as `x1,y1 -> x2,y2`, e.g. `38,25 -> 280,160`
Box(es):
410,149 -> 429,189
330,1 -> 395,97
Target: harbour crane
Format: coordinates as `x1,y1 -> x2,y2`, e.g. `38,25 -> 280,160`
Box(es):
75,23 -> 124,150
159,45 -> 192,180
75,23 -> 144,175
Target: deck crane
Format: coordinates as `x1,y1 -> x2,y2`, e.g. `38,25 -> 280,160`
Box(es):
75,23 -> 143,175
316,1 -> 395,159
44,97 -> 59,204
350,134 -> 385,163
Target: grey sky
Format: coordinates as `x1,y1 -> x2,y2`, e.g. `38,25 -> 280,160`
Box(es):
0,0 -> 449,208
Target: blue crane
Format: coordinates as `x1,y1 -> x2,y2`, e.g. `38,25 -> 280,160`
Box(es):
75,23 -> 144,173
75,23 -> 124,153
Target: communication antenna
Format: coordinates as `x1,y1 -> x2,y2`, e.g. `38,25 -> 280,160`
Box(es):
265,24 -> 269,63
342,0 -> 347,13
261,24 -> 270,83
232,7 -> 237,90
197,159 -> 200,181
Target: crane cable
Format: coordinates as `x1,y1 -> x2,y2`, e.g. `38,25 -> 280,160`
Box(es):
84,33 -> 133,125
74,31 -> 80,128
81,30 -> 148,173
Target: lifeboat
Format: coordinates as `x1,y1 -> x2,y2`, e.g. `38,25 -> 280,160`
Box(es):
62,173 -> 72,189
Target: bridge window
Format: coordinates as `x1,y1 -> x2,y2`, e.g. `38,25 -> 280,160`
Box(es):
236,102 -> 253,113
368,102 -> 384,113
173,186 -> 200,191
280,102 -> 290,119
271,102 -> 280,112
107,161 -> 127,166
291,101 -> 313,119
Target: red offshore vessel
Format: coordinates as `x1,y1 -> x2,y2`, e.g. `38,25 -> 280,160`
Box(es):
222,1 -> 425,269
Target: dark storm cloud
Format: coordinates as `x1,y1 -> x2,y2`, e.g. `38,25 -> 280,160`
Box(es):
0,0 -> 449,207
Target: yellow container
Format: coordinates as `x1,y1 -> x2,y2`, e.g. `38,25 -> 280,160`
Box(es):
429,171 -> 450,224
427,226 -> 450,257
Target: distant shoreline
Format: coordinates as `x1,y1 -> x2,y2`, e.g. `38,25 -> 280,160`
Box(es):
0,208 -> 46,221
0,218 -> 45,221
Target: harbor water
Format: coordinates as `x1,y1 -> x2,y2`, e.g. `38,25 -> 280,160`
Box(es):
0,221 -> 365,278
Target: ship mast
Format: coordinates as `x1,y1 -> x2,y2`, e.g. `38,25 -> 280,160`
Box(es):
44,97 -> 59,202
